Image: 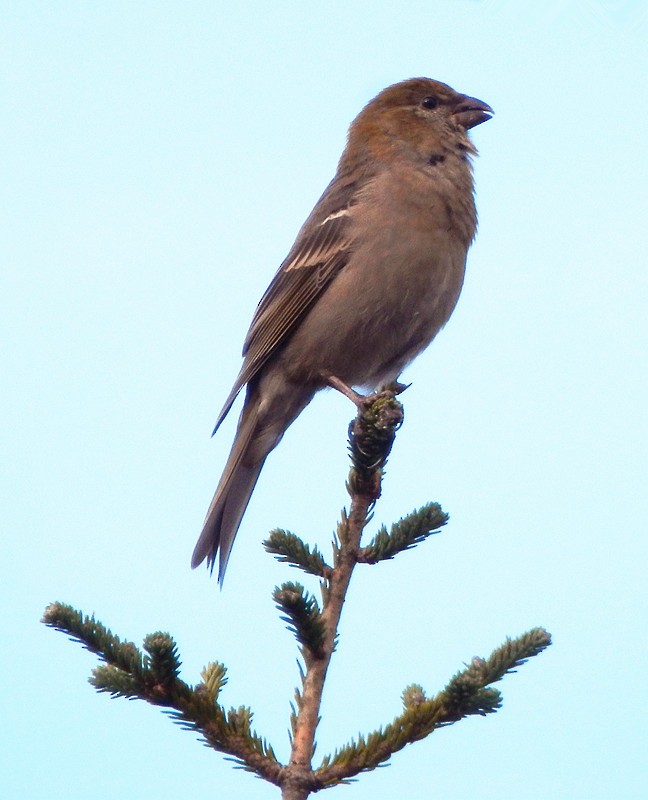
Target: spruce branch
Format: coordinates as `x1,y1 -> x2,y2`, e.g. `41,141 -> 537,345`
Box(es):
143,632 -> 182,692
274,582 -> 326,657
359,502 -> 448,563
43,387 -> 552,800
43,602 -> 145,678
401,684 -> 427,709
313,627 -> 552,787
41,601 -> 283,786
91,665 -> 141,698
199,661 -> 228,703
264,529 -> 332,578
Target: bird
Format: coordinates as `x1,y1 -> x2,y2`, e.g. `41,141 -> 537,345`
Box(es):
192,77 -> 492,581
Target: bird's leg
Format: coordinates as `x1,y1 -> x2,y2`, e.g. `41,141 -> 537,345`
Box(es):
322,374 -> 367,407
323,374 -> 410,408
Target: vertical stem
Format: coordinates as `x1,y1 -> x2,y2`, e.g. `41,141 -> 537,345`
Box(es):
288,489 -> 374,773
281,782 -> 310,800
281,392 -> 402,797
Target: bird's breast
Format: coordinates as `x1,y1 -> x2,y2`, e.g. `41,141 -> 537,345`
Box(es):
277,168 -> 472,389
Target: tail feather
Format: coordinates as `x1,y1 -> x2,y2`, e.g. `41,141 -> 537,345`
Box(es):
191,402 -> 265,582
193,381 -> 315,583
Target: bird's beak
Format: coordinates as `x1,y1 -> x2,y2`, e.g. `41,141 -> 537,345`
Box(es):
452,96 -> 493,130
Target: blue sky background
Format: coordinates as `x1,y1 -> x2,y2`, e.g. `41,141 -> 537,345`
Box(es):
3,2 -> 647,798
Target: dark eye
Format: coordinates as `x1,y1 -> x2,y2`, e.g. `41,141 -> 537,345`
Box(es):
421,96 -> 438,109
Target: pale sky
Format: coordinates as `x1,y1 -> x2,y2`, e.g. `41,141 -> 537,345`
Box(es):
3,2 -> 647,798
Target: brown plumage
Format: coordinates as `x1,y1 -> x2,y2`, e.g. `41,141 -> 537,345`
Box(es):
192,78 -> 492,581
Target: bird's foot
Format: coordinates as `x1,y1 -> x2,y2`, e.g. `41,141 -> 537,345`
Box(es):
381,380 -> 410,396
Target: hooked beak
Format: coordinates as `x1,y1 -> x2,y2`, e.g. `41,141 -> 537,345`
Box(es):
452,95 -> 493,130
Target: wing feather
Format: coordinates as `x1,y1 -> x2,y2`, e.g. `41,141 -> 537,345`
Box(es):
212,187 -> 357,433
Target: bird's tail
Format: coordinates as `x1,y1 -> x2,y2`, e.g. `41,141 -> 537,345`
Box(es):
191,399 -> 265,582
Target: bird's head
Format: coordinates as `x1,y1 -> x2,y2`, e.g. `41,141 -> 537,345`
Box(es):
346,78 -> 493,165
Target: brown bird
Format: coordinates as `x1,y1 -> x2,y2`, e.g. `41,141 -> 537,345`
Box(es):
192,77 -> 492,581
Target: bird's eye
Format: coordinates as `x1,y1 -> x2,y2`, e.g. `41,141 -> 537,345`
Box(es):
421,96 -> 438,109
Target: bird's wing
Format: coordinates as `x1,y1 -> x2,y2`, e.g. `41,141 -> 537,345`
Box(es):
213,179 -> 357,432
